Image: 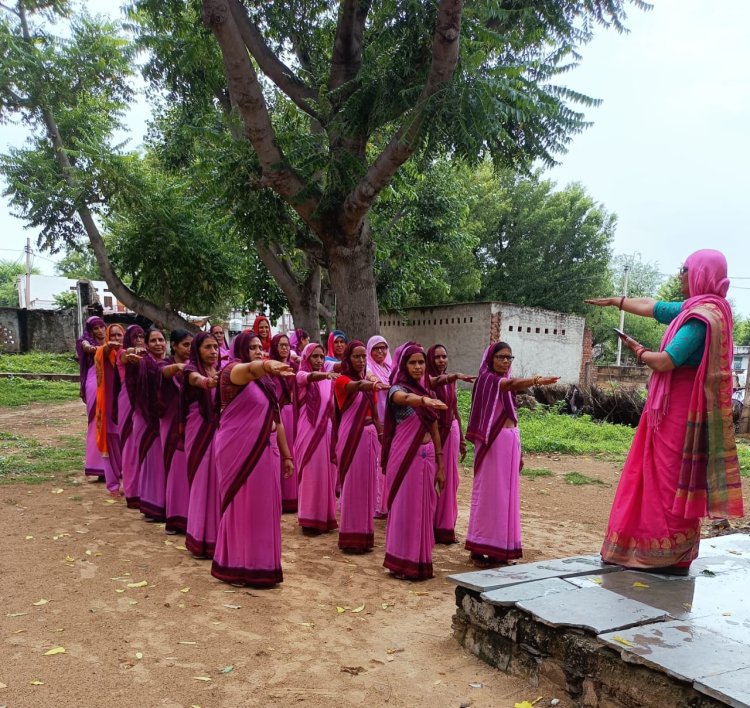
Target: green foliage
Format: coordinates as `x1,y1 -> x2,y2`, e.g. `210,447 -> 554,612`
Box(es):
521,467 -> 554,478
0,351 -> 78,374
737,438 -> 750,478
734,318 -> 750,346
564,471 -> 608,485
477,169 -> 614,313
54,246 -> 102,280
0,431 -> 83,484
657,274 -> 683,302
0,377 -> 79,406
53,290 -> 77,309
0,259 -> 39,307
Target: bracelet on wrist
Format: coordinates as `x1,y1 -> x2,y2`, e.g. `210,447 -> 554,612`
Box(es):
618,296 -> 625,310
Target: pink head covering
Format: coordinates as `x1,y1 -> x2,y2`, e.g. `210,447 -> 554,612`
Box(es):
298,342 -> 326,423
366,335 -> 392,384
685,249 -> 730,300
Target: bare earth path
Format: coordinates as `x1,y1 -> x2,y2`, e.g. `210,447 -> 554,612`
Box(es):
1,403 -> 747,708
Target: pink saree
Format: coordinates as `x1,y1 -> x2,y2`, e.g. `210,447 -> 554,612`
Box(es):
383,413 -> 437,580
434,419 -> 460,544
211,366 -> 283,586
160,369 -> 189,533
83,365 -> 106,479
334,383 -> 379,552
295,372 -> 337,532
184,401 -> 219,558
118,360 -> 139,508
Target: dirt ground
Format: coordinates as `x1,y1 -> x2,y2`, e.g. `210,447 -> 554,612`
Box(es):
1,402 -> 748,708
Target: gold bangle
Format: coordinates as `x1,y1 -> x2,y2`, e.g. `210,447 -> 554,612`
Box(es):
532,375 -> 541,386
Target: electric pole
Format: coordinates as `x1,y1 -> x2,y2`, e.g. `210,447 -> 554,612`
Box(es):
25,237 -> 32,309
616,263 -> 630,366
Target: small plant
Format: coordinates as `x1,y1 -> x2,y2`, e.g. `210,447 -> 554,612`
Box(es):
521,467 -> 554,479
564,472 -> 607,486
0,351 -> 79,375
0,432 -> 83,484
0,379 -> 80,407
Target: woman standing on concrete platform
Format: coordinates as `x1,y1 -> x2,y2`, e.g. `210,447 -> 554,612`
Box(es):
588,249 -> 742,574
295,343 -> 339,535
426,344 -> 475,544
159,329 -> 193,534
211,331 -> 294,587
465,343 -> 558,567
270,333 -> 299,513
76,315 -> 108,481
133,328 -> 169,522
183,332 -> 220,558
382,344 -> 447,580
119,325 -> 146,508
93,323 -> 126,496
333,340 -> 387,553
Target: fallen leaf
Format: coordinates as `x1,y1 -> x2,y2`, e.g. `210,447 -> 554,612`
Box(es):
219,665 -> 234,674
63,556 -> 76,563
14,629 -> 26,634
95,552 -> 102,557
115,589 -> 126,594
612,635 -> 636,647
126,581 -> 148,588
43,646 -> 66,656
222,590 -> 237,594
336,606 -> 346,614
223,604 -> 241,610
32,599 -> 49,606
381,603 -> 392,609
591,577 -> 603,585
341,666 -> 366,676
51,488 -> 64,494
722,612 -> 732,616
433,680 -> 442,685
25,535 -> 34,540
192,676 -> 212,682
469,682 -> 483,688
7,612 -> 29,618
0,681 -> 7,688
299,622 -> 314,628
702,569 -> 717,577
178,641 -> 197,645
180,587 -> 190,593
411,591 -> 429,596
514,703 -> 534,708
105,499 -> 116,504
129,601 -> 138,606
632,581 -> 650,589
85,550 -> 92,556
385,647 -> 404,655
30,680 -> 44,685
682,602 -> 692,610
728,550 -> 741,555
135,652 -> 143,660
351,604 -> 365,613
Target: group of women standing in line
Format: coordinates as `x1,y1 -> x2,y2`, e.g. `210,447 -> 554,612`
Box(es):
77,312 -> 563,587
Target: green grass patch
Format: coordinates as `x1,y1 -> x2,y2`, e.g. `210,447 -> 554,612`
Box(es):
564,471 -> 608,486
0,431 -> 84,484
521,467 -> 554,479
0,351 -> 78,375
0,378 -> 80,407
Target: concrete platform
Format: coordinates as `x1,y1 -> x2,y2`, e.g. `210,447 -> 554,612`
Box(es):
450,534 -> 750,707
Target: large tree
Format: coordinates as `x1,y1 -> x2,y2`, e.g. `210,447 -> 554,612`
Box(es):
173,0 -> 649,338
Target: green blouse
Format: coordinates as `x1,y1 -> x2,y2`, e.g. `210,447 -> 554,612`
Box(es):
653,301 -> 706,367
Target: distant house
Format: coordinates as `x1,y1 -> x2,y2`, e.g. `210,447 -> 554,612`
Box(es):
733,345 -> 749,388
16,274 -> 130,314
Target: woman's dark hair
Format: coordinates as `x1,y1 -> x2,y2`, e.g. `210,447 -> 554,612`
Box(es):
495,341 -> 512,353
170,328 -> 192,346
146,326 -> 163,343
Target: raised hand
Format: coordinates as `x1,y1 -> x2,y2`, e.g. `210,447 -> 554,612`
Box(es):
373,381 -> 389,391
264,360 -> 294,377
327,372 -> 340,380
422,396 -> 449,411
207,371 -> 219,388
457,373 -> 476,383
584,297 -> 618,307
538,376 -> 560,386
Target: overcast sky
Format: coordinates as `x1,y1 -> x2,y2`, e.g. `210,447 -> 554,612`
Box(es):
2,1 -> 748,315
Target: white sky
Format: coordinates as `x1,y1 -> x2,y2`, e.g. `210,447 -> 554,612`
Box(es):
1,0 -> 748,315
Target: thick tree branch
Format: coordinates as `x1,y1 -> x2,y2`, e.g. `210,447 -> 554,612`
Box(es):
227,0 -> 321,121
339,0 -> 463,236
329,0 -> 371,96
254,239 -> 301,298
202,0 -> 321,229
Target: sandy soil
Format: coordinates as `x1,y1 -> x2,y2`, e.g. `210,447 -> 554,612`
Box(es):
1,402 -> 748,708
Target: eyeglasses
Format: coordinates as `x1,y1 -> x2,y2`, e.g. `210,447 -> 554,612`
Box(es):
496,355 -> 514,361
679,266 -> 688,275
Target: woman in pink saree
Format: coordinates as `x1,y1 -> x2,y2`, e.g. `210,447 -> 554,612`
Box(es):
119,325 -> 146,508
465,343 -> 558,566
288,328 -> 309,366
588,249 -> 743,574
426,344 -> 475,544
132,328 -> 169,522
270,333 -> 299,513
210,322 -> 231,366
366,335 -> 392,517
183,332 -> 221,558
295,343 -> 339,534
76,316 -> 107,480
160,329 -> 193,533
93,323 -> 125,496
333,341 -> 388,553
382,344 -> 447,579
211,331 -> 294,587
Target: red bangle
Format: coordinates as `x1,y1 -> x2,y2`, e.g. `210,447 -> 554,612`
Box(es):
618,296 -> 625,310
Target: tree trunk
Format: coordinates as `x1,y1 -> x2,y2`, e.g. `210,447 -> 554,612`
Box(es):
326,221 -> 379,341
286,265 -> 322,339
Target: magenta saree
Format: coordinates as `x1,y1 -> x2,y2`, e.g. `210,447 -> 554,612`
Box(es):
83,364 -> 106,479
295,371 -> 337,532
334,379 -> 379,552
118,359 -> 139,508
211,364 -> 283,586
160,365 -> 189,533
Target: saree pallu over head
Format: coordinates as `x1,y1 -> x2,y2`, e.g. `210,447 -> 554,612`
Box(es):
296,343 -> 325,425
123,324 -> 145,405
270,333 -> 296,404
366,335 -> 392,383
289,328 -> 308,356
426,343 -> 458,444
76,316 -> 105,401
381,344 -> 438,507
326,330 -> 347,362
94,324 -> 123,456
252,315 -> 272,353
466,343 -> 517,448
182,332 -> 220,426
647,250 -> 741,519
